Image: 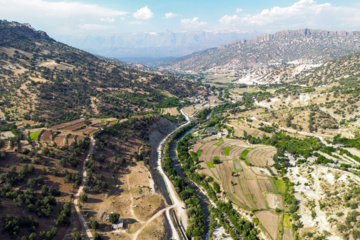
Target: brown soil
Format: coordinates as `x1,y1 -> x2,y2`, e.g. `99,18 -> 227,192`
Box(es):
255,211 -> 279,240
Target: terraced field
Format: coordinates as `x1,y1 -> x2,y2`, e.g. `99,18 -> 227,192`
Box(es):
161,107 -> 180,116
192,137 -> 285,239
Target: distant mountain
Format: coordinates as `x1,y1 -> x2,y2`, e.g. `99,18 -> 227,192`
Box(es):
0,20 -> 203,124
58,30 -> 259,60
158,29 -> 360,73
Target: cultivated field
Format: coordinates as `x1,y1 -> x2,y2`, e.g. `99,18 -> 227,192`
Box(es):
192,136 -> 285,239
161,107 -> 180,116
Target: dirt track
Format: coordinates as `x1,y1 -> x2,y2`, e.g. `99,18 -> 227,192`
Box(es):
74,137 -> 95,239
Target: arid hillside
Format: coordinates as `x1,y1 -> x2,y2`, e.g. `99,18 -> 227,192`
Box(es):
0,20 -> 204,125
159,29 -> 360,74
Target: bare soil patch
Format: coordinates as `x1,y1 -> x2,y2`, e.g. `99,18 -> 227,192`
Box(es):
255,211 -> 279,240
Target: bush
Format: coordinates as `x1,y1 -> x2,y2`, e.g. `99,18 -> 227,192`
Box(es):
109,213 -> 120,224
94,233 -> 102,240
79,194 -> 88,203
289,205 -> 299,213
89,219 -> 99,230
213,182 -> 220,193
72,232 -> 81,240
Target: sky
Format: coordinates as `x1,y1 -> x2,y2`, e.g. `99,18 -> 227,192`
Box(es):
1,0 -> 360,38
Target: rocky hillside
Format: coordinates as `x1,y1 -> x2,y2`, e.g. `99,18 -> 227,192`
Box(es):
0,20 -> 204,124
159,29 -> 360,73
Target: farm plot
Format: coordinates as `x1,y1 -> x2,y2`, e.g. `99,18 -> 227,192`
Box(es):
227,120 -> 271,138
29,131 -> 41,141
247,180 -> 266,209
54,133 -> 66,147
162,107 -> 180,116
247,146 -> 276,166
66,134 -> 76,145
61,122 -> 86,131
75,126 -> 96,134
49,119 -> 84,130
265,193 -> 283,209
76,135 -> 84,143
255,211 -> 279,240
193,136 -> 285,238
40,130 -> 52,141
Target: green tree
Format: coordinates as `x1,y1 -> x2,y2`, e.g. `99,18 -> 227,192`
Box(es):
72,232 -> 81,240
89,219 -> 99,230
79,194 -> 88,203
109,213 -> 120,224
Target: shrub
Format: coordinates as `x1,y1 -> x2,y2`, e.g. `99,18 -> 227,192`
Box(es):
109,213 -> 120,224
89,219 -> 99,230
79,194 -> 88,203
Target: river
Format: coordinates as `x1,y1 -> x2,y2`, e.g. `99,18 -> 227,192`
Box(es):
154,109 -> 211,240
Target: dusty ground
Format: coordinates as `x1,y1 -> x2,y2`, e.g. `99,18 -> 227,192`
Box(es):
287,164 -> 360,239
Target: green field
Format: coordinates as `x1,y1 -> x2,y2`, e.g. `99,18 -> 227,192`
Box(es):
224,147 -> 231,156
240,148 -> 251,160
197,149 -> 203,157
283,214 -> 291,229
214,138 -> 224,146
277,179 -> 286,193
101,118 -> 108,122
30,132 -> 40,141
206,162 -> 215,168
233,158 -> 242,171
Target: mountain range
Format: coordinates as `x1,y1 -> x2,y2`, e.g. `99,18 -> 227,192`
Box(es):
58,30 -> 259,62
158,29 -> 360,73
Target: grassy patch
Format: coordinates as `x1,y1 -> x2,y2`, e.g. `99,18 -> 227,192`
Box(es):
269,178 -> 281,194
197,149 -> 203,157
224,147 -> 231,156
101,118 -> 109,122
284,214 -> 291,229
110,120 -> 117,123
30,132 -> 40,141
214,138 -> 224,146
277,179 -> 286,193
240,148 -> 251,160
226,192 -> 250,210
233,158 -> 242,172
206,162 -> 215,168
240,148 -> 253,166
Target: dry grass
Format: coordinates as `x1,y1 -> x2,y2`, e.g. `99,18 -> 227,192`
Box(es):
161,107 -> 180,116
255,211 -> 279,240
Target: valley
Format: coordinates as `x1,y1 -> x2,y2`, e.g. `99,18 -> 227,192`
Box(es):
2,17 -> 360,240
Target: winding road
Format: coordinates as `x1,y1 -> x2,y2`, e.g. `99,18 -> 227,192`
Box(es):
133,109 -> 191,240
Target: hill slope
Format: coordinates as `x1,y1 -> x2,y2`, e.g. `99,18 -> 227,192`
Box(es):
159,29 -> 360,73
0,20 -> 203,124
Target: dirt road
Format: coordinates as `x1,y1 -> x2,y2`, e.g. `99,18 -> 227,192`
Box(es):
74,137 -> 95,240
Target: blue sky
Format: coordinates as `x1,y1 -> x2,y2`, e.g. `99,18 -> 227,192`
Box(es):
1,0 -> 360,37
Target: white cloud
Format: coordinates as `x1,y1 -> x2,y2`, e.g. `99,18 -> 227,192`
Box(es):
129,21 -> 143,25
236,8 -> 243,13
164,12 -> 179,19
100,17 -> 115,23
219,0 -> 360,31
181,17 -> 207,29
0,0 -> 126,35
133,6 -> 154,20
